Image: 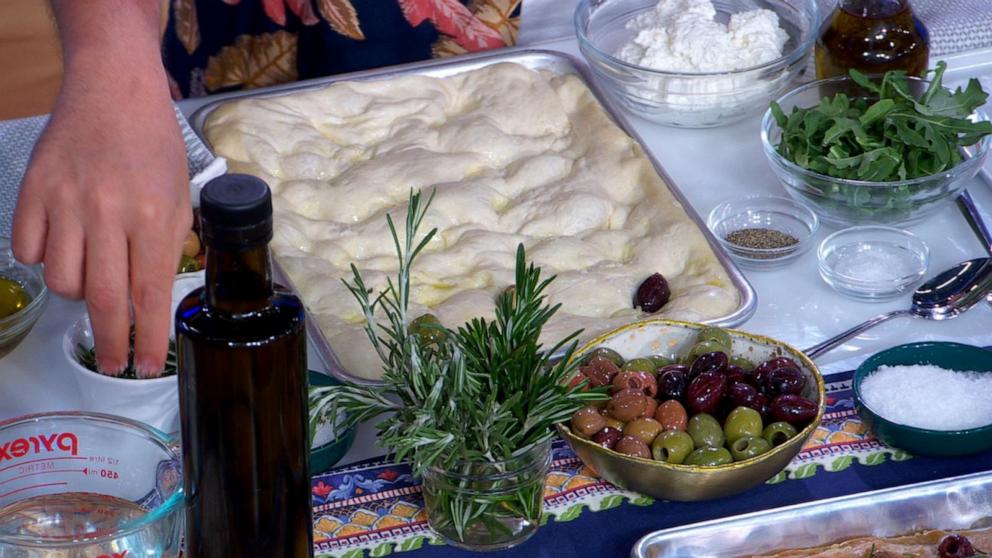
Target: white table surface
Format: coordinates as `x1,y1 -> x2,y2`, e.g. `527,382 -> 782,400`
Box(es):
2,38 -> 991,468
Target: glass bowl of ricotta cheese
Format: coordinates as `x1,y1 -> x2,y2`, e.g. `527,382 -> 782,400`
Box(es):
575,0 -> 818,128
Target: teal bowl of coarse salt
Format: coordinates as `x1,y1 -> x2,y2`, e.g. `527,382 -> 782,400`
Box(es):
853,342 -> 992,457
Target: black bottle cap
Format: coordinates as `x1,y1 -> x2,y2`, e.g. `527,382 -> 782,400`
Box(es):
199,174 -> 273,249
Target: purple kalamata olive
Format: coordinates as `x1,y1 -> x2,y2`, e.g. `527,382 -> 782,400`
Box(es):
753,357 -> 801,393
686,371 -> 728,415
689,351 -> 728,380
657,366 -> 689,401
724,365 -> 750,387
770,394 -> 818,425
766,366 -> 807,396
938,534 -> 976,558
592,427 -> 622,450
634,273 -> 671,313
612,370 -> 658,398
728,381 -> 761,409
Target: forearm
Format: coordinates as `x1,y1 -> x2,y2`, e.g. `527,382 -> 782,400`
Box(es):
50,0 -> 166,91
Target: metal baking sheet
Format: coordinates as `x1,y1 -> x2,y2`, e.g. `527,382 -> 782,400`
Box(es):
190,48 -> 757,386
632,471 -> 992,558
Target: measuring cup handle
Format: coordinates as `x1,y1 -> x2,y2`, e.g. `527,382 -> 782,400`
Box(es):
803,309 -> 913,360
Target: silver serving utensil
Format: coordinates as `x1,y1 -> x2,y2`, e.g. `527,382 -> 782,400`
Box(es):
804,257 -> 992,359
958,190 -> 992,255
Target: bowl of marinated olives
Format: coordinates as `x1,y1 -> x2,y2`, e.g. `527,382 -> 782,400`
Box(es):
557,320 -> 824,501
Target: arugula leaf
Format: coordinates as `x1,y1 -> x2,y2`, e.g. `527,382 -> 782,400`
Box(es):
771,61 -> 992,222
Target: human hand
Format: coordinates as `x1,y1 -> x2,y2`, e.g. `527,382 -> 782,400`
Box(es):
12,69 -> 190,377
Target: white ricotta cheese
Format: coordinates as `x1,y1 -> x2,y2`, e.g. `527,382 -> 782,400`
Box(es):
205,63 -> 740,380
617,0 -> 788,73
614,0 -> 790,115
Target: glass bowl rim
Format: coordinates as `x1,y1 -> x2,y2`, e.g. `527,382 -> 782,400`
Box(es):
708,195 -> 821,256
0,411 -> 183,548
761,75 -> 992,188
574,0 -> 819,78
0,241 -> 49,331
816,225 -> 930,285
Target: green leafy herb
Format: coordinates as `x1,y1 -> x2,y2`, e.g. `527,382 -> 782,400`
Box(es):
74,327 -> 177,379
308,189 -> 606,541
772,62 -> 992,183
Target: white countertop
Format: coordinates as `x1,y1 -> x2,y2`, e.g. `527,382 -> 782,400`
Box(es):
2,38 -> 991,467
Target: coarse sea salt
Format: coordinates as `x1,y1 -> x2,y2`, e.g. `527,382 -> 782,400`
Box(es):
860,364 -> 992,431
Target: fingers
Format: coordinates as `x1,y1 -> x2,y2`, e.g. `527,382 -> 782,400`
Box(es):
11,174 -> 49,265
129,221 -> 183,379
41,211 -> 86,299
85,224 -> 131,376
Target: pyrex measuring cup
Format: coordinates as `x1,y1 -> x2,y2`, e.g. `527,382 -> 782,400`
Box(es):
0,412 -> 183,557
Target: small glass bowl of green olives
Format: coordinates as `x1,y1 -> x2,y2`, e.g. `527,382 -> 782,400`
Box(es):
557,320 -> 824,501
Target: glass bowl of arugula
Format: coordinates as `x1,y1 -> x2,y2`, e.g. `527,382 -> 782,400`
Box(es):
761,63 -> 992,227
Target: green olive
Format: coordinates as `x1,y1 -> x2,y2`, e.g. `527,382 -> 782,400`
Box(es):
621,358 -> 656,374
651,431 -> 694,464
763,421 -> 799,447
687,413 -> 724,449
695,327 -> 732,350
409,314 -> 446,346
583,347 -> 624,368
684,446 -> 732,467
687,339 -> 730,363
729,356 -> 756,371
178,254 -> 200,273
724,406 -> 764,445
730,435 -> 772,461
648,355 -> 675,368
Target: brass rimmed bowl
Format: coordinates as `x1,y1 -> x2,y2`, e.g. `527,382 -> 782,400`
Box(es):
556,319 -> 825,501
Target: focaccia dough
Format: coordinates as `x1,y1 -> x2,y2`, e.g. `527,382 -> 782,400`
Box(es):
204,63 -> 739,380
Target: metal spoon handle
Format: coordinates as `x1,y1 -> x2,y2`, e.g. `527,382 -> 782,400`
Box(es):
957,190 -> 992,255
803,309 -> 914,360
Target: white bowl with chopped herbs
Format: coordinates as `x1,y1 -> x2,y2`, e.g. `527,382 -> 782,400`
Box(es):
761,62 -> 992,227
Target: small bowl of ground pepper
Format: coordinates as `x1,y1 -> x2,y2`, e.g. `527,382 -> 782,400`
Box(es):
707,196 -> 819,270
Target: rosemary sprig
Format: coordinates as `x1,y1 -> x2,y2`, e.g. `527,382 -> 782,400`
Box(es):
74,327 -> 177,379
308,189 -> 606,539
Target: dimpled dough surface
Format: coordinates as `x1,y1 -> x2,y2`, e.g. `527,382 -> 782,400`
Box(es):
204,63 -> 740,380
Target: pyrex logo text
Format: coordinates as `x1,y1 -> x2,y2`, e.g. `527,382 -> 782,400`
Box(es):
0,433 -> 79,463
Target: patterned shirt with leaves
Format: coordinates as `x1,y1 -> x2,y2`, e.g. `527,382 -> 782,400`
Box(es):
164,0 -> 521,98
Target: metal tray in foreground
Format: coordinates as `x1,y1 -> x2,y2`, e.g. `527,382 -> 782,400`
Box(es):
631,471 -> 992,557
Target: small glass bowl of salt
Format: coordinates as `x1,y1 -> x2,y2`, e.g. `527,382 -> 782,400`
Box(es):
817,226 -> 929,300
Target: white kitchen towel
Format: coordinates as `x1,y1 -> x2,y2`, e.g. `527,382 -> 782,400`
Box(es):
519,0 -> 992,55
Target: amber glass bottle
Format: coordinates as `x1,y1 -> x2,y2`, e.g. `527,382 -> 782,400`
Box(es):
176,174 -> 312,558
816,0 -> 929,79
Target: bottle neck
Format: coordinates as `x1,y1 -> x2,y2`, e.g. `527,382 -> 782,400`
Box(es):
838,0 -> 910,18
204,243 -> 273,313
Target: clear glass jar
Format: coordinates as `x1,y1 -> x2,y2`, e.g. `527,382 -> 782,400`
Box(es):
815,0 -> 929,79
421,440 -> 552,551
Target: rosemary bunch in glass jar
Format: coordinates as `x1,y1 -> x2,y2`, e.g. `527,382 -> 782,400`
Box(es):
309,190 -> 606,549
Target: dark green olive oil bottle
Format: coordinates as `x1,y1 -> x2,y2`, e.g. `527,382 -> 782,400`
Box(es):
176,174 -> 312,558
